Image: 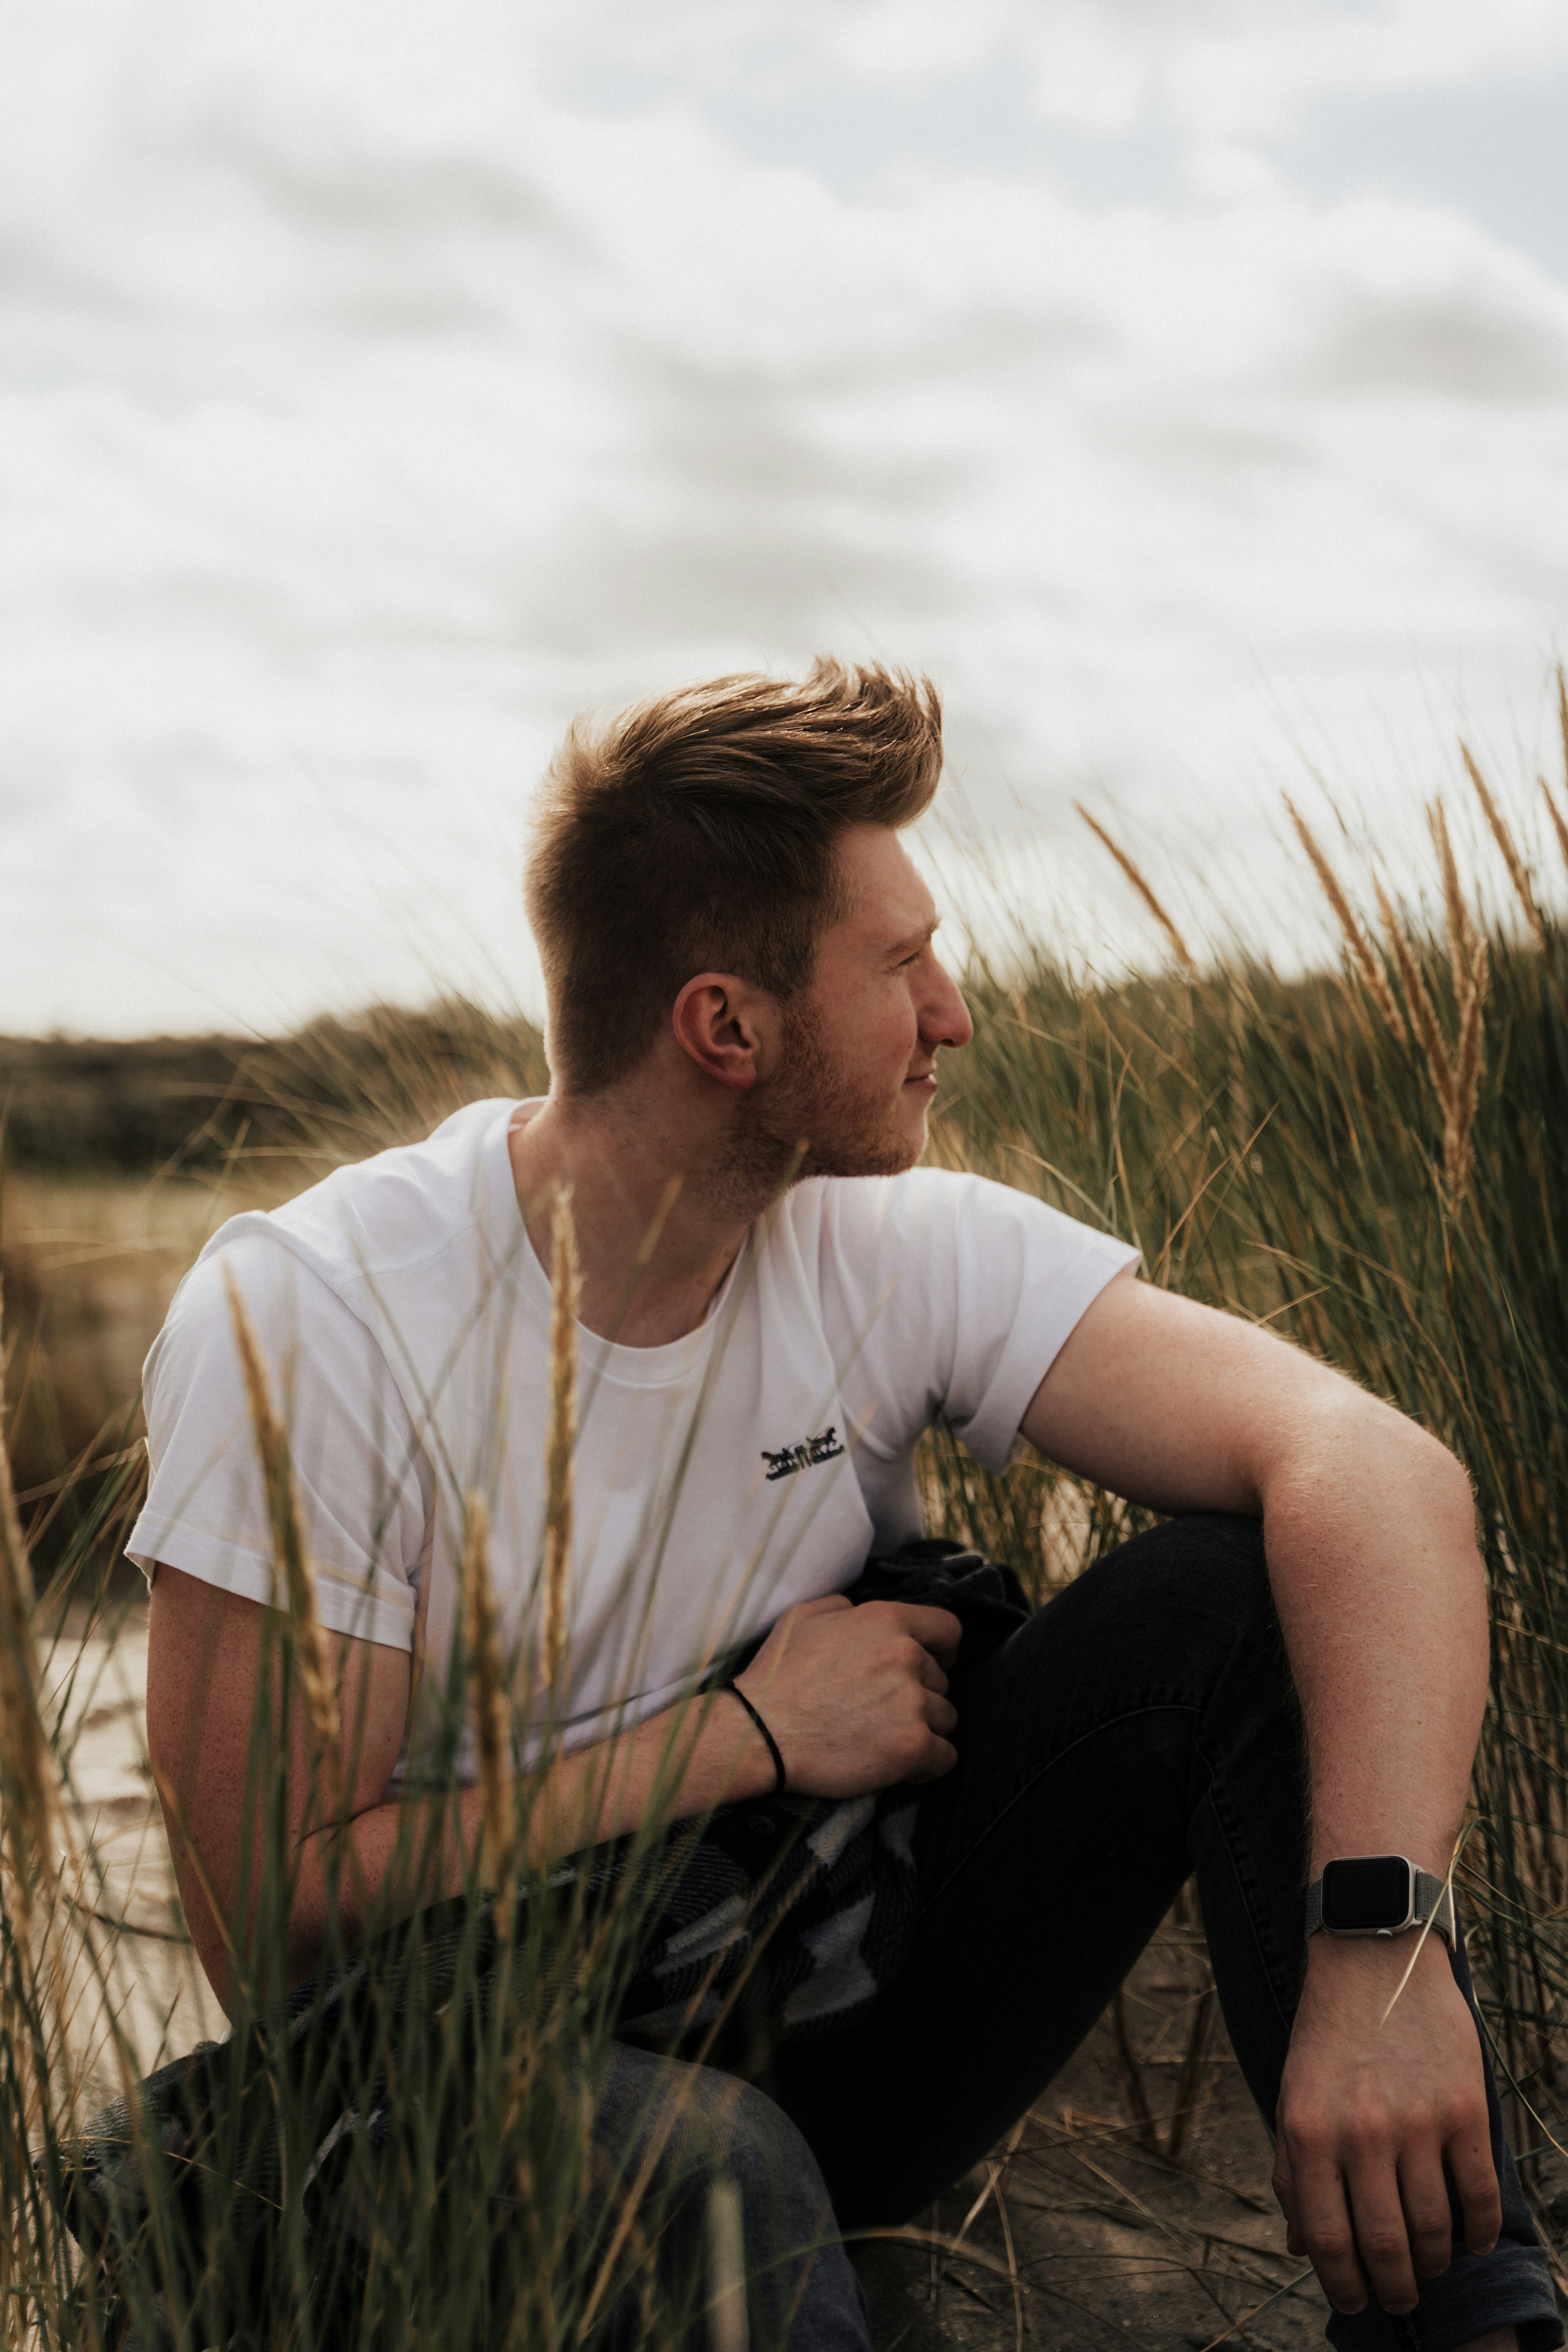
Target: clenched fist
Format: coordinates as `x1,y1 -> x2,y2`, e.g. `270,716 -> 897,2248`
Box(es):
731,1594 -> 961,1797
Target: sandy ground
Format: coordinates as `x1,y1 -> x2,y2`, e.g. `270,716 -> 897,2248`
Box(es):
853,1923 -> 1328,2352
44,1607 -> 227,2109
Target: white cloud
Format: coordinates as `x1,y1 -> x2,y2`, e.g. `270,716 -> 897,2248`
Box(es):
1162,0 -> 1568,139
1,0 -> 1566,1033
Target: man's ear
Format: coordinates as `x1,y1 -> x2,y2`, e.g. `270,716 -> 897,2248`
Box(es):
671,972 -> 773,1091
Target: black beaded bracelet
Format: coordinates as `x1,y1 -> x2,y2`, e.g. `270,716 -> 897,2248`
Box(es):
724,1683 -> 787,1795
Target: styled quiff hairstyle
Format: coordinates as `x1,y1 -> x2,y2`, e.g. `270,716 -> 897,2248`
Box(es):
524,657 -> 944,1093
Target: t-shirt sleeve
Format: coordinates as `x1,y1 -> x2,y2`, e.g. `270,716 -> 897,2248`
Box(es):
127,1231 -> 427,1652
822,1169 -> 1140,1477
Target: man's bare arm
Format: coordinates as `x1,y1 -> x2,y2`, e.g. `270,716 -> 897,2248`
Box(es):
1023,1269 -> 1496,2321
1024,1270 -> 1486,1872
146,1566 -> 960,2019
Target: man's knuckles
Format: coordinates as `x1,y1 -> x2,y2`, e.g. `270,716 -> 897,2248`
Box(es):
1410,2229 -> 1455,2278
1436,2093 -> 1488,2147
1354,2220 -> 1414,2266
1283,2094 -> 1402,2163
1299,2218 -> 1358,2265
1343,2110 -> 1402,2161
893,1702 -> 953,1769
853,1599 -> 961,1660
1278,2107 -> 1336,2163
903,1733 -> 958,1784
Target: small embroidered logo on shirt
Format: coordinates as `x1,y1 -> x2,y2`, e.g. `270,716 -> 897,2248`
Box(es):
761,1427 -> 847,1481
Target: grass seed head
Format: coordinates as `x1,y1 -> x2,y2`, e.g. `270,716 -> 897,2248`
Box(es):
1283,799 -> 1407,1042
0,1276 -> 68,2334
1462,743 -> 1547,950
0,1271 -> 69,1939
1371,874 -> 1450,1111
1423,822 -> 1490,1213
1541,773 -> 1568,882
223,1265 -> 341,1761
0,1279 -> 55,1920
1430,800 -> 1487,1007
461,1487 -> 512,1893
1443,946 -> 1488,1214
1075,804 -> 1198,976
543,1187 -> 580,1693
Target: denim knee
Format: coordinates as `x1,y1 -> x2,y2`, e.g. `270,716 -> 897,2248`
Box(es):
1071,1510 -> 1280,1681
1102,1508 -> 1269,1606
670,2063 -> 817,2200
592,2044 -> 796,2198
598,2049 -> 851,2237
614,2058 -> 868,2351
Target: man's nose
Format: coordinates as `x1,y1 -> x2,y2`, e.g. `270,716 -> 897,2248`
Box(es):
923,959 -> 973,1052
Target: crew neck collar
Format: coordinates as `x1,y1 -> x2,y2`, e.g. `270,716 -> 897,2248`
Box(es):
485,1100 -> 750,1388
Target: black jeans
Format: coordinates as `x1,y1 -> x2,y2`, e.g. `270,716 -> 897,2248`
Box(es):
760,1513 -> 1561,2352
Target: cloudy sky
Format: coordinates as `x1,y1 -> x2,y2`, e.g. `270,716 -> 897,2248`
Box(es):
4,0 -> 1568,1036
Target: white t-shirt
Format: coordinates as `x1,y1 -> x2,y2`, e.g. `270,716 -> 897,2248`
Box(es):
130,1098 -> 1136,1786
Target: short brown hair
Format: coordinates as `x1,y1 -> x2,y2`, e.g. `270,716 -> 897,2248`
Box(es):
524,657 -> 943,1093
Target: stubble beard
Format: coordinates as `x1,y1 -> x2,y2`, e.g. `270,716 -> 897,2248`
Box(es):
709,999 -> 922,1215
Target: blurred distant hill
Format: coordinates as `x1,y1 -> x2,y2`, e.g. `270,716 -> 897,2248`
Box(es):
0,1003 -> 549,1174
2,1003 -> 549,1581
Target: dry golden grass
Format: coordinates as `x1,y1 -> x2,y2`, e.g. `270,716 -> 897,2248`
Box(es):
222,1266 -> 341,1763
1282,797 -> 1408,1044
1074,804 -> 1197,976
461,1489 -> 512,1898
1462,738 -> 1547,950
542,1187 -> 580,1697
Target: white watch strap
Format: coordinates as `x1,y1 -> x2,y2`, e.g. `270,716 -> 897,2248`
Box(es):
1305,1863 -> 1457,1945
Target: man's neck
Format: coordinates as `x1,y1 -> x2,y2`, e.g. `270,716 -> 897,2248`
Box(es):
508,1083 -> 782,1348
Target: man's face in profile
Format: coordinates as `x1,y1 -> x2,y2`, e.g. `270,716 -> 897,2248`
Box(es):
757,824 -> 974,1181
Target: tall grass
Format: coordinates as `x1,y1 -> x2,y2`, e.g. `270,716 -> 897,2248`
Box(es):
941,696 -> 1568,2167
4,688 -> 1568,2343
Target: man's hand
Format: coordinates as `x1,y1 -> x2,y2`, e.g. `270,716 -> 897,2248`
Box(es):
1274,1934 -> 1501,2317
733,1595 -> 960,1796
151,1570 -> 958,2010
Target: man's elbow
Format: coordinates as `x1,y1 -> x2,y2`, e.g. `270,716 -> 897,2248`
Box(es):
1425,1432 -> 1479,1522
1376,1406 -> 1479,1541
1271,1382 -> 1479,1541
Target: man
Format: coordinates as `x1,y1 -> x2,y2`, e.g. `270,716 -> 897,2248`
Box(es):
140,660 -> 1556,2350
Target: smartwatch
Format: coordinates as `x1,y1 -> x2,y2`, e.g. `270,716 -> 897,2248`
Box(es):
1305,1854 -> 1456,1947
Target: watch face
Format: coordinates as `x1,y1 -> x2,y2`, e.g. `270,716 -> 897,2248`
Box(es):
1321,1855 -> 1414,1932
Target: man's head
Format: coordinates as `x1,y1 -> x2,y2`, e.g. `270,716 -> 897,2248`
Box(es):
524,657 -> 971,1179
735,821 -> 972,1181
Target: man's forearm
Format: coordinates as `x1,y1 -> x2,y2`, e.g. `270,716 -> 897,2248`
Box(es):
1263,1397 -> 1506,2325
1257,1391 -> 1487,1878
156,1571 -> 958,2018
167,1684 -> 780,2013
237,1687 -> 777,2007
1022,1276 -> 1506,2323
